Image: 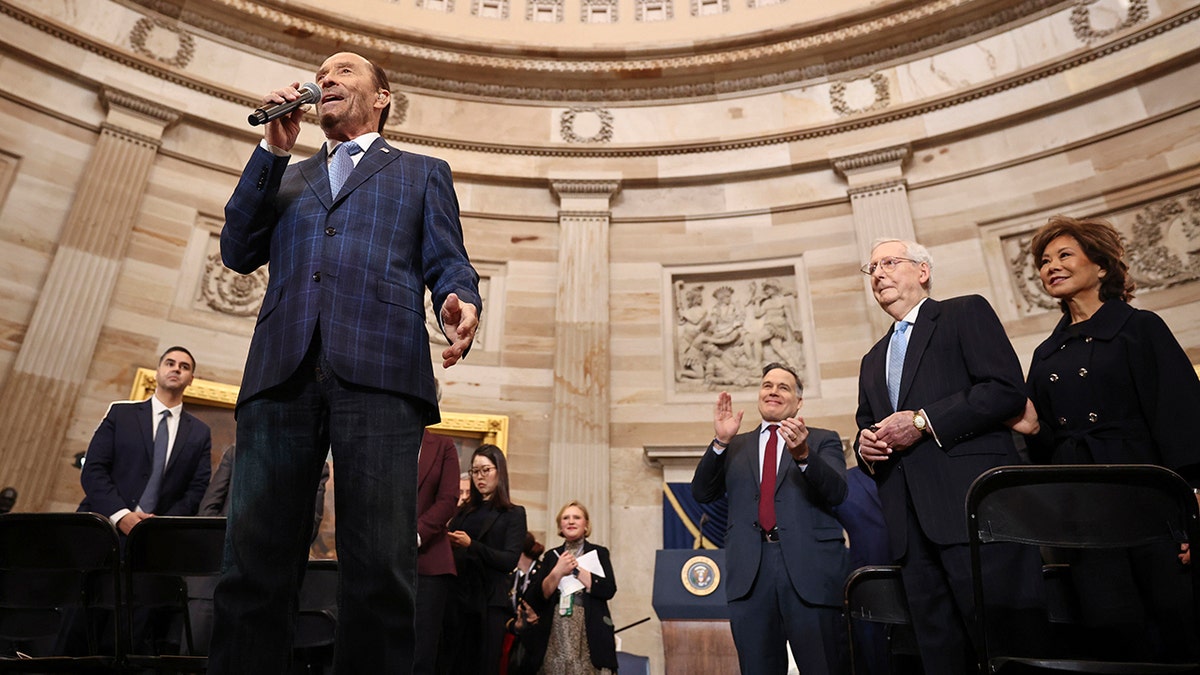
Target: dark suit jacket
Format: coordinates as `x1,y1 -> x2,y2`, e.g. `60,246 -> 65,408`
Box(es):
524,541 -> 618,672
79,400 -> 212,518
221,139 -> 481,422
417,431 -> 460,577
692,425 -> 849,606
855,295 -> 1026,559
1026,300 -> 1200,479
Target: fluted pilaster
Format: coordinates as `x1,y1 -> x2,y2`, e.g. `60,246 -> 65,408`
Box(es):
546,179 -> 619,542
833,145 -> 916,333
0,87 -> 177,510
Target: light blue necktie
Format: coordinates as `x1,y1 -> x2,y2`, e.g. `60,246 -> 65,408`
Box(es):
329,140 -> 362,198
887,321 -> 911,411
140,410 -> 171,513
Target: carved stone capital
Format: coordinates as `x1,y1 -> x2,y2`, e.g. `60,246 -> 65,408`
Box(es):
550,179 -> 621,198
848,178 -> 909,198
99,86 -> 181,126
831,144 -> 912,177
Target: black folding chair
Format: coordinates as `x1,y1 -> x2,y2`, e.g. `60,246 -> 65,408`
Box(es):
0,512 -> 122,671
843,564 -> 921,674
294,559 -> 337,674
123,516 -> 226,672
967,464 -> 1200,674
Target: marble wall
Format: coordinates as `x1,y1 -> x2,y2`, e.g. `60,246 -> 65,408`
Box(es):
1,0 -> 1199,670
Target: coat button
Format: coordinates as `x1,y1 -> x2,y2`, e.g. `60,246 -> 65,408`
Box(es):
1085,336 -> 1093,343
1049,373 -> 1059,382
312,271 -> 321,282
1059,344 -> 1067,350
1078,368 -> 1088,378
1057,417 -> 1067,427
1088,412 -> 1098,423
325,227 -> 336,236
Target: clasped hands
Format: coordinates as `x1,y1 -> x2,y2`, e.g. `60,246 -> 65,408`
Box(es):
858,410 -> 923,463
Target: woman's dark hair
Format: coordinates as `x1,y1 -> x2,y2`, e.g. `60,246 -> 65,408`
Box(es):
521,531 -> 544,559
460,444 -> 514,513
1030,215 -> 1134,311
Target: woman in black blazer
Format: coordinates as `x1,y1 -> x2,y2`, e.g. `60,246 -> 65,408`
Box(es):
1013,215 -> 1200,662
442,444 -> 527,675
525,500 -> 618,675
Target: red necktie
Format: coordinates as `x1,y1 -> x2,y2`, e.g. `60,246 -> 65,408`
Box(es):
759,424 -> 779,532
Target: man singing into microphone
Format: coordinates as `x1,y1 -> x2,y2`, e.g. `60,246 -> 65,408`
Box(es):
211,52 -> 481,674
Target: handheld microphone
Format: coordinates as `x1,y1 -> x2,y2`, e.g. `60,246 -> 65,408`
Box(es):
247,82 -> 321,127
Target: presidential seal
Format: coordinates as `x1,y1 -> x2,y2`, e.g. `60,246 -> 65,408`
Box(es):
681,555 -> 720,597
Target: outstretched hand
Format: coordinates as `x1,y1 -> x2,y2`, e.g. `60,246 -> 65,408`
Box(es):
441,293 -> 479,368
713,391 -> 744,444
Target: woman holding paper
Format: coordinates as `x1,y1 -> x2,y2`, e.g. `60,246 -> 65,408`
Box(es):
525,501 -> 618,675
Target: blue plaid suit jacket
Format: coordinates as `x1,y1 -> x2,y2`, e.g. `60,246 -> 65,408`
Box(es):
222,138 -> 480,423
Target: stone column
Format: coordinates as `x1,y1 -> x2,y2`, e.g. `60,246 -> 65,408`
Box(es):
832,144 -> 915,334
546,178 -> 620,542
0,87 -> 177,510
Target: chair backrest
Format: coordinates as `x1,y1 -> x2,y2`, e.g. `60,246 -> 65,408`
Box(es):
843,565 -> 910,625
966,464 -> 1199,668
968,465 -> 1195,551
124,517 -> 227,578
0,512 -> 121,645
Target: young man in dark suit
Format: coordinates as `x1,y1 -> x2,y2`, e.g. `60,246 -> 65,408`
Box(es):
212,51 -> 481,674
692,363 -> 850,675
855,239 -> 1043,674
78,346 -> 212,532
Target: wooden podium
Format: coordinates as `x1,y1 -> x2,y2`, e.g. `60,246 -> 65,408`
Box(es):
652,549 -> 739,675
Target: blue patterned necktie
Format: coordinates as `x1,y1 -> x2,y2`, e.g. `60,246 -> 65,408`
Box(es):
887,321 -> 911,411
141,410 -> 171,513
328,140 -> 362,197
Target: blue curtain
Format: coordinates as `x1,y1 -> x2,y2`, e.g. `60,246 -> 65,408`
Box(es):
662,482 -> 727,549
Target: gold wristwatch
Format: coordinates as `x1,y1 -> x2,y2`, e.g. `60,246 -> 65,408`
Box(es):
912,411 -> 928,433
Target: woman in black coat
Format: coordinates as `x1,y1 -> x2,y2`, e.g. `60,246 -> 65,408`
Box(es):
442,444 -> 527,675
525,500 -> 618,675
1012,215 -> 1200,662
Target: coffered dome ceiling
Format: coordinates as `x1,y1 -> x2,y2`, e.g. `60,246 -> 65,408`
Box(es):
134,0 -> 1067,101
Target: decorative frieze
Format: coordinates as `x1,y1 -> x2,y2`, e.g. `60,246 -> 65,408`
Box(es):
526,0 -> 565,22
691,0 -> 728,16
636,0 -> 674,22
471,0 -> 511,19
580,0 -> 619,24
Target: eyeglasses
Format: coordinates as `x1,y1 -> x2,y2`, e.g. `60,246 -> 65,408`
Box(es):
861,257 -> 920,276
469,466 -> 496,478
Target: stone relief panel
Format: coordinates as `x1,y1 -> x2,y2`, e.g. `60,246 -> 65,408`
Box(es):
128,17 -> 196,68
202,251 -> 268,317
665,262 -> 818,398
999,189 -> 1200,316
1070,0 -> 1148,43
526,0 -> 565,22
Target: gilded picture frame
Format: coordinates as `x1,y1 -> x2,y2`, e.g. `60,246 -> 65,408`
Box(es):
129,367 -> 509,451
